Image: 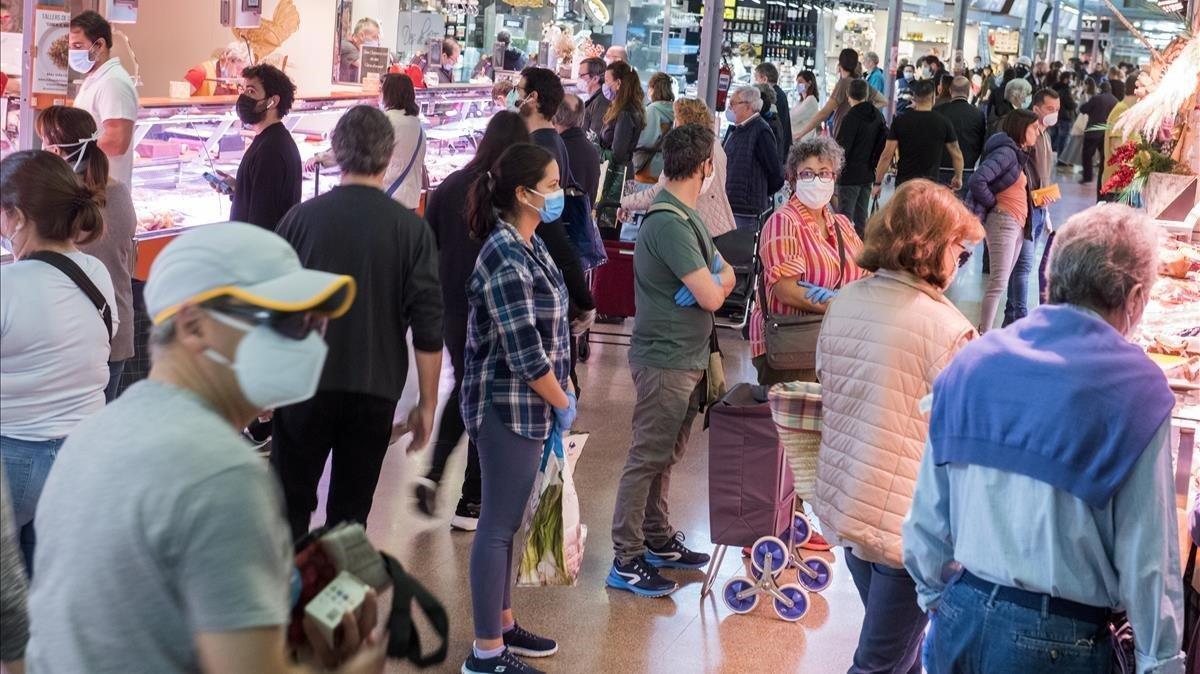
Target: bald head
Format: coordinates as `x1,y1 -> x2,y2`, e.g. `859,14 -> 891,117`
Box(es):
605,45 -> 627,63
950,76 -> 971,99
554,93 -> 585,130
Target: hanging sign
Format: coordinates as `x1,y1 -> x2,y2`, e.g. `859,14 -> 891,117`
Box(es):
359,45 -> 390,82
33,6 -> 69,94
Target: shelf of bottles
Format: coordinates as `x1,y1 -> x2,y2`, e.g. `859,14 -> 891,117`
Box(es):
761,0 -> 819,67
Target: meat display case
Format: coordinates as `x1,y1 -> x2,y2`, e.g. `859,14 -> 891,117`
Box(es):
127,83 -> 497,277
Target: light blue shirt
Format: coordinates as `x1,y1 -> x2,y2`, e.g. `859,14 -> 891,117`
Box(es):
904,410 -> 1186,674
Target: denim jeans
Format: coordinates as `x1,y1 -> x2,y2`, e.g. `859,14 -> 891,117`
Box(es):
1,435 -> 66,574
734,213 -> 760,231
105,360 -> 127,403
836,184 -> 872,238
1003,236 -> 1035,327
927,575 -> 1112,674
845,549 -> 926,674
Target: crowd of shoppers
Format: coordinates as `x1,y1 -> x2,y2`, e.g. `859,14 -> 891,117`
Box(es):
0,26 -> 1190,674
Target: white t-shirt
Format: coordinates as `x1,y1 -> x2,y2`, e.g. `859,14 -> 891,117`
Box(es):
73,59 -> 139,188
383,110 -> 426,210
0,252 -> 118,440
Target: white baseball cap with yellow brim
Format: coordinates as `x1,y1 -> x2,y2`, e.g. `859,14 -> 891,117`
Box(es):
145,222 -> 356,325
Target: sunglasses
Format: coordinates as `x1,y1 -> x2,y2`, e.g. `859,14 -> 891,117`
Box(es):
208,300 -> 327,340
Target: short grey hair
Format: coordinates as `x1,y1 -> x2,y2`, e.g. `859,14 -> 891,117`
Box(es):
1004,78 -> 1032,104
220,41 -> 251,64
331,105 -> 394,176
786,136 -> 845,179
864,51 -> 880,67
554,93 -> 585,129
353,17 -> 379,36
732,85 -> 762,112
1047,203 -> 1158,313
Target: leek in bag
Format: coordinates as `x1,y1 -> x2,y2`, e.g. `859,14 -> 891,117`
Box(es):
517,432 -> 588,587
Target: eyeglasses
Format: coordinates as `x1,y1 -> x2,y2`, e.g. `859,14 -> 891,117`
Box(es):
208,300 -> 327,340
796,169 -> 836,183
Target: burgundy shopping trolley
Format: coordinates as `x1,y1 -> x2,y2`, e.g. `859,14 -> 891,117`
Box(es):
700,383 -> 795,598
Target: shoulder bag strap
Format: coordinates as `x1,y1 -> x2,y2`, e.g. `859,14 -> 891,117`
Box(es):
382,553 -> 449,667
26,251 -> 113,341
830,212 -> 847,289
386,128 -> 425,197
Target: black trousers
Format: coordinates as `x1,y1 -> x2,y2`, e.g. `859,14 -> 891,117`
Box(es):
423,312 -> 482,505
271,390 -> 397,542
1081,134 -> 1104,183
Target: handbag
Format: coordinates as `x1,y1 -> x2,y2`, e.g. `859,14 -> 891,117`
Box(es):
645,202 -> 726,409
562,185 -> 607,271
633,121 -> 672,184
517,433 -> 589,586
289,522 -> 449,668
596,161 -> 628,231
758,214 -> 847,371
385,128 -> 425,198
26,250 -> 113,341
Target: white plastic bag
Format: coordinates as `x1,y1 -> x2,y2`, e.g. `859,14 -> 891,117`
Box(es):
517,433 -> 588,586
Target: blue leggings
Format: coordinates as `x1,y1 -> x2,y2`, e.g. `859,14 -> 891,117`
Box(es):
469,407 -> 543,640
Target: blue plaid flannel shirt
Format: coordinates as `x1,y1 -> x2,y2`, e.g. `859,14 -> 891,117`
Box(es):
462,221 -> 570,441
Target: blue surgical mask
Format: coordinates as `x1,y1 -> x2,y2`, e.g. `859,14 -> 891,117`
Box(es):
602,83 -> 616,101
796,83 -> 806,96
527,188 -> 565,222
904,71 -> 915,82
69,45 -> 97,75
725,106 -> 737,123
505,89 -> 519,111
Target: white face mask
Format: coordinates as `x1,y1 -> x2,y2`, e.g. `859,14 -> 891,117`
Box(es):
203,312 -> 328,410
46,131 -> 101,172
69,46 -> 97,74
701,164 -> 715,193
1041,112 -> 1059,127
793,179 -> 836,210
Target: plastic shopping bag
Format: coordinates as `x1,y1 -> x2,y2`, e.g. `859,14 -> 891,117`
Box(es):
517,432 -> 588,586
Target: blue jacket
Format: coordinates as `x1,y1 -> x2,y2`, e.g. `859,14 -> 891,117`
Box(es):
965,132 -> 1036,237
723,115 -> 785,215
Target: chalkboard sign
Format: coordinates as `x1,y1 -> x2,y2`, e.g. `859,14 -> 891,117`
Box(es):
360,45 -> 390,82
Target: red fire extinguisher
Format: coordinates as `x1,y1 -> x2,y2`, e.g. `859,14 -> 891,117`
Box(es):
715,61 -> 732,112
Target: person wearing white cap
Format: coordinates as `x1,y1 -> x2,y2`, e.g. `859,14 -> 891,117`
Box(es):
25,222 -> 387,674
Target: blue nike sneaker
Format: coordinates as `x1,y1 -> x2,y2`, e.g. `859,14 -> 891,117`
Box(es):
605,556 -> 679,597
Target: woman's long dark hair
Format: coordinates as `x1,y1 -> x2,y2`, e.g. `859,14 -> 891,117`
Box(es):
604,61 -> 645,127
463,111 -> 530,176
36,106 -> 109,203
381,73 -> 419,116
1,150 -> 104,248
798,70 -> 819,102
467,143 -> 553,240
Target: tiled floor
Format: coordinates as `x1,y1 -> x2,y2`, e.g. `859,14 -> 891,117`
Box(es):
314,172 -> 1099,673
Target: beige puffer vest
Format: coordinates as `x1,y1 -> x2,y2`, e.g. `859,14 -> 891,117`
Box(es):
813,270 -> 975,568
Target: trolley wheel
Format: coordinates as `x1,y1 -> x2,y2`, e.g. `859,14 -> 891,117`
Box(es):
791,513 -> 813,548
796,557 -> 833,593
578,334 -> 591,362
772,583 -> 810,622
722,577 -> 759,614
750,536 -> 790,579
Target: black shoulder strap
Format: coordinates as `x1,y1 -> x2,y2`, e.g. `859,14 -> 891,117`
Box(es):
382,553 -> 449,667
26,251 -> 113,342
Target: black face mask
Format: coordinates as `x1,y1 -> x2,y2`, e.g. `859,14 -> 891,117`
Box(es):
236,94 -> 268,125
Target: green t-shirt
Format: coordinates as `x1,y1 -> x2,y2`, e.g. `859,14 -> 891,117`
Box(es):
629,189 -> 715,371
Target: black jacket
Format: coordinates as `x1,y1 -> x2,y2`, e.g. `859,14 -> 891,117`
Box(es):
275,185 -> 443,401
835,101 -> 887,186
772,84 -> 792,163
530,128 -> 596,313
1080,93 -> 1118,138
935,98 -> 987,170
583,93 -> 610,142
601,107 -> 645,166
723,115 -> 784,215
560,126 -> 601,206
426,168 -> 483,325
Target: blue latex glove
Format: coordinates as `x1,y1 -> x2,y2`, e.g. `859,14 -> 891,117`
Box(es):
553,390 -> 577,433
798,281 -> 837,304
674,273 -> 723,307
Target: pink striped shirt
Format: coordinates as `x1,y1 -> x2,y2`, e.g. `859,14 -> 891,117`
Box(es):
750,197 -> 868,357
